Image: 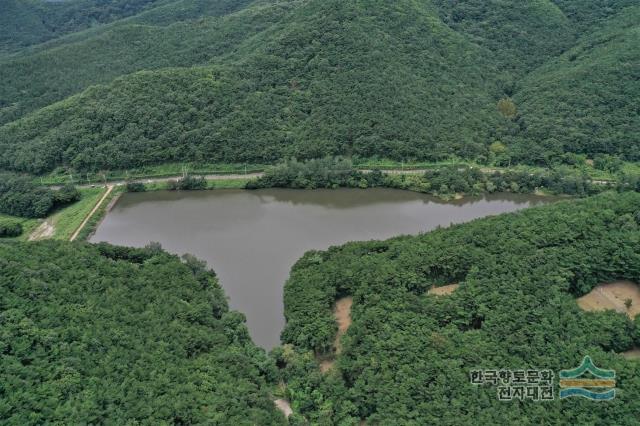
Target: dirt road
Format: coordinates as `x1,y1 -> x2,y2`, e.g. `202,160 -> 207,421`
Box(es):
70,185 -> 113,241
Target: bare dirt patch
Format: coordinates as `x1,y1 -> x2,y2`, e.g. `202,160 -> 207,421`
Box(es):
428,283 -> 460,296
274,399 -> 293,418
319,359 -> 334,373
28,220 -> 55,241
577,281 -> 640,319
622,348 -> 640,360
334,296 -> 353,353
319,296 -> 353,372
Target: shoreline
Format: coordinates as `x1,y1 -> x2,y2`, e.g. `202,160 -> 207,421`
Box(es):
76,182 -> 567,243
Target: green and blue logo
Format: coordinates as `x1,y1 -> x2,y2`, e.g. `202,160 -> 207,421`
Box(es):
559,356 -> 616,401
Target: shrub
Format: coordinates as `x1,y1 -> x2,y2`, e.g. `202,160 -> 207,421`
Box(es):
167,175 -> 207,190
0,173 -> 55,218
593,154 -> 623,173
247,157 -> 361,190
0,220 -> 22,237
125,181 -> 146,192
53,184 -> 81,206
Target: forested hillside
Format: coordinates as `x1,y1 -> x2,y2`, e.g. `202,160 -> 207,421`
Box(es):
0,0 -> 501,173
279,191 -> 640,424
0,0 -> 637,173
0,241 -> 284,425
0,0 -> 253,56
0,0 -> 261,124
0,0 -> 170,54
512,7 -> 640,163
433,0 -> 574,77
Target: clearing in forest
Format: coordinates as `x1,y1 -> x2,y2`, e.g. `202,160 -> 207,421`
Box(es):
319,296 -> 353,373
622,348 -> 640,360
273,399 -> 292,418
428,283 -> 460,296
577,281 -> 640,319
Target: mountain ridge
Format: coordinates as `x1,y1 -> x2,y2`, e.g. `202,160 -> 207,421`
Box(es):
0,0 -> 637,173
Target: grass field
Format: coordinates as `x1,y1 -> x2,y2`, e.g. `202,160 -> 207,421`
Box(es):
142,178 -> 251,191
206,179 -> 251,189
49,188 -> 106,240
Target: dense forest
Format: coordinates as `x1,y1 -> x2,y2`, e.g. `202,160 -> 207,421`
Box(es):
0,173 -> 79,218
0,241 -> 284,424
279,192 -> 640,424
0,0 -> 168,54
0,0 -> 252,55
2,2 -> 640,423
0,0 -> 637,174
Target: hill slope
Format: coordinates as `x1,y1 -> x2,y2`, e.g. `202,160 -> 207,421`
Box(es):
512,7 -> 640,163
0,241 -> 284,424
433,0 -> 574,78
280,191 -> 640,424
0,0 -> 638,173
0,0 -> 261,125
0,0 -> 504,174
0,0 -> 253,56
0,0 -> 171,54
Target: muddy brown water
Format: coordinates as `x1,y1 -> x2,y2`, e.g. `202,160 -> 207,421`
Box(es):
91,188 -> 555,349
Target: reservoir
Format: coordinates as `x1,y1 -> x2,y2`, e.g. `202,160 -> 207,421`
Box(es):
91,188 -> 554,348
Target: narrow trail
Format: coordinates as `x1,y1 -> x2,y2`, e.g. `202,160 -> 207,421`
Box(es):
70,185 -> 113,241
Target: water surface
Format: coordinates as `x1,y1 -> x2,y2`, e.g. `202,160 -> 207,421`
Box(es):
91,188 -> 554,348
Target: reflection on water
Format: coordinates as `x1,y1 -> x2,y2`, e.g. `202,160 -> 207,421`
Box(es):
91,188 -> 557,348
